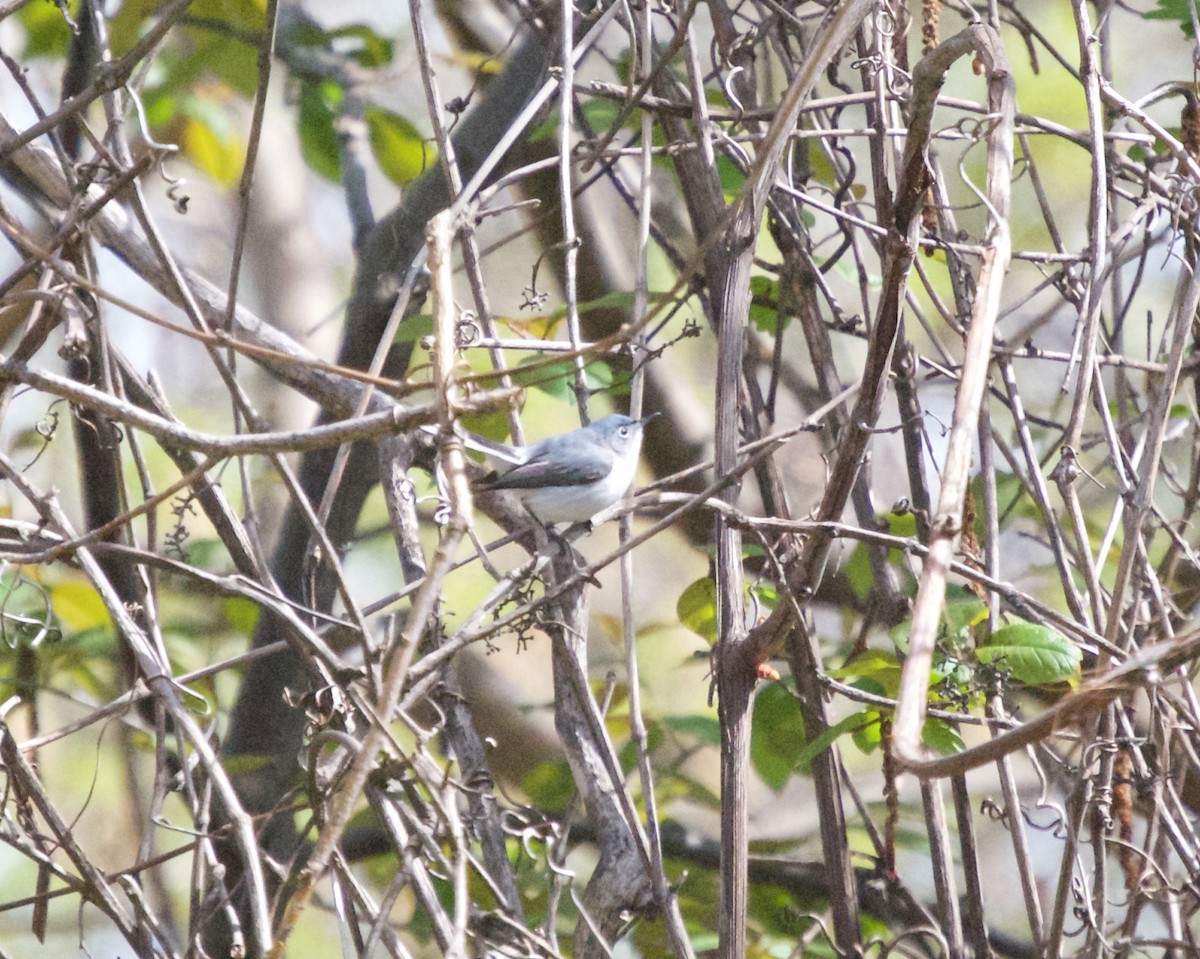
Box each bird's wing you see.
[479,445,613,490]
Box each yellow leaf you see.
[437,50,504,75]
[50,580,110,632]
[501,314,562,340]
[182,113,244,187]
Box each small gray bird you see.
[472,413,658,524]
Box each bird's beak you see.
[639,411,662,427]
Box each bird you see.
[471,413,658,524]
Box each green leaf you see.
[189,0,266,33]
[794,711,877,767]
[366,106,433,186]
[124,0,263,95]
[750,682,807,790]
[975,622,1081,685]
[58,625,117,660]
[510,355,613,402]
[393,314,434,344]
[578,98,622,135]
[327,24,394,67]
[298,81,342,182]
[572,289,639,316]
[521,760,575,812]
[992,472,1045,524]
[669,774,721,808]
[851,708,884,754]
[846,510,919,600]
[886,510,918,538]
[18,1,71,59]
[806,138,838,186]
[191,32,260,96]
[749,275,787,334]
[184,538,230,570]
[676,577,718,646]
[531,98,624,143]
[1145,0,1194,35]
[141,87,177,129]
[845,540,875,602]
[832,650,902,697]
[618,721,664,772]
[612,50,633,87]
[943,595,988,638]
[664,713,721,745]
[221,753,273,776]
[750,580,778,610]
[922,717,964,755]
[717,155,747,196]
[223,597,260,634]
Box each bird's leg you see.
[543,523,573,557]
[544,522,601,588]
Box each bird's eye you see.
[618,427,629,438]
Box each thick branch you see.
[886,25,1015,773]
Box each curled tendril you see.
[712,125,751,169]
[1036,803,1071,840]
[429,464,453,527]
[789,912,838,956]
[940,115,991,158]
[455,310,480,349]
[980,797,1006,822]
[23,402,62,470]
[502,806,564,864]
[888,68,912,96]
[850,53,884,75]
[874,8,898,37]
[124,80,190,213]
[875,924,951,959]
[74,157,115,188]
[721,65,745,121]
[72,413,124,452]
[1167,171,1200,219]
[0,566,55,650]
[165,172,190,215]
[424,494,452,529]
[35,406,59,442]
[849,52,912,96]
[1081,736,1121,774]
